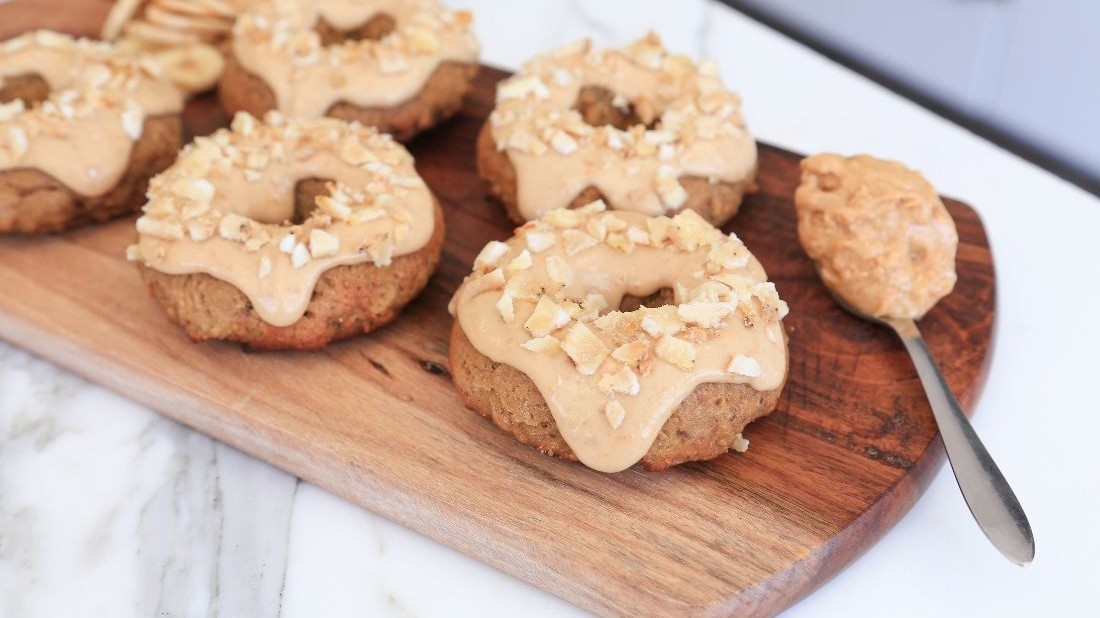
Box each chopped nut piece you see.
[506,249,533,272]
[543,254,572,285]
[550,130,578,155]
[601,213,628,232]
[611,339,649,365]
[521,335,560,353]
[524,296,572,337]
[604,400,626,430]
[136,216,184,240]
[504,273,539,300]
[474,240,510,270]
[594,310,624,332]
[655,172,688,210]
[585,216,608,242]
[671,209,720,250]
[339,136,373,165]
[646,216,674,246]
[0,99,24,122]
[605,231,635,253]
[231,112,256,135]
[561,322,609,375]
[278,234,297,253]
[578,292,609,321]
[290,242,310,268]
[598,365,640,396]
[504,126,548,155]
[732,433,750,453]
[655,335,696,370]
[187,222,213,242]
[677,301,735,328]
[178,178,215,204]
[316,194,352,220]
[640,307,682,337]
[525,230,557,253]
[558,299,581,318]
[625,226,651,245]
[120,99,144,140]
[350,206,386,224]
[562,229,597,255]
[309,228,340,258]
[6,126,29,160]
[497,74,550,101]
[218,213,250,241]
[542,208,583,228]
[496,291,515,323]
[727,354,762,378]
[405,27,440,53]
[367,240,394,267]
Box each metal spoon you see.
[831,293,1035,565]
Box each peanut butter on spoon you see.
[794,153,957,319]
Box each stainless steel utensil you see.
[839,298,1034,564]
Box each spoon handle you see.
[885,317,1035,565]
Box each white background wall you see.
[734,0,1100,186]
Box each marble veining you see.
[0,344,297,618]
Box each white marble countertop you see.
[3,1,1098,616]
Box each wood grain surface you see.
[0,4,996,616]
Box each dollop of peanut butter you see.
[794,154,958,319]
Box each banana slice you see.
[143,5,232,37]
[123,19,206,46]
[101,0,145,40]
[155,0,238,20]
[152,43,226,95]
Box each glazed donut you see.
[128,112,444,350]
[220,0,480,141]
[0,30,183,234]
[448,200,788,472]
[477,33,757,226]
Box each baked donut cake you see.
[449,200,789,472]
[220,0,480,140]
[129,112,444,349]
[0,30,183,234]
[478,33,757,226]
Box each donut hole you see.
[0,73,51,108]
[619,287,676,311]
[314,13,396,45]
[573,85,658,131]
[289,177,335,224]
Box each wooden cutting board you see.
[0,4,996,616]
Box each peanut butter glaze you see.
[488,34,757,221]
[450,202,788,472]
[0,30,182,197]
[130,113,436,327]
[794,154,958,319]
[231,0,479,117]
